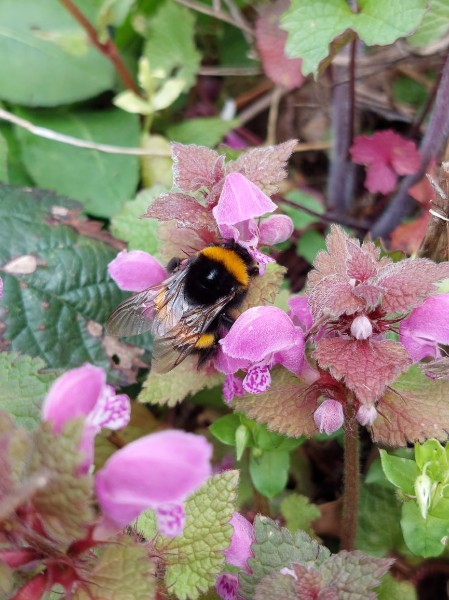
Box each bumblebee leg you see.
[220,312,235,330]
[166,257,181,273]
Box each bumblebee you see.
[107,242,258,373]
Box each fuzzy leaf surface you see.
[0,0,114,106]
[74,541,156,600]
[373,365,449,446]
[15,108,140,217]
[239,516,330,600]
[282,0,427,76]
[280,494,320,534]
[0,186,128,379]
[158,471,238,600]
[0,352,56,429]
[254,571,297,600]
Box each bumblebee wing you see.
[106,267,190,338]
[151,293,234,374]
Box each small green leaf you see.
[0,0,115,106]
[235,424,250,460]
[111,185,169,255]
[73,540,156,600]
[280,494,320,534]
[167,117,239,148]
[15,108,140,217]
[159,471,239,600]
[380,450,418,496]
[0,352,56,429]
[0,124,32,186]
[377,573,417,600]
[283,190,324,229]
[209,413,241,446]
[415,439,448,481]
[296,230,326,264]
[401,501,449,557]
[409,0,449,47]
[0,131,8,183]
[249,449,290,498]
[282,0,427,76]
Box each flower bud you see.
[314,399,344,435]
[350,315,373,340]
[415,473,432,519]
[356,405,378,426]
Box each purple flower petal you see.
[223,374,245,404]
[108,250,167,292]
[95,430,212,528]
[313,399,344,434]
[259,214,293,245]
[221,306,303,364]
[155,502,185,538]
[288,295,313,332]
[216,573,239,600]
[212,173,277,226]
[225,512,254,569]
[87,387,130,430]
[243,364,271,394]
[42,364,106,433]
[399,294,449,361]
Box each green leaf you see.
[0,124,33,186]
[111,185,169,255]
[356,484,406,557]
[30,420,94,546]
[14,108,139,217]
[280,494,320,534]
[283,190,324,229]
[73,540,156,600]
[0,186,127,377]
[0,562,13,598]
[140,134,173,188]
[380,450,419,496]
[320,551,393,596]
[254,571,297,600]
[159,471,239,600]
[249,449,290,498]
[0,131,8,183]
[167,118,239,148]
[282,0,427,76]
[401,501,449,557]
[409,0,449,46]
[138,355,224,407]
[144,0,201,93]
[415,439,448,481]
[0,0,115,106]
[296,230,326,264]
[0,352,56,429]
[377,573,417,600]
[240,516,330,600]
[209,413,241,446]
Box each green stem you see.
[340,403,360,551]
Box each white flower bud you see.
[356,405,378,426]
[415,473,432,519]
[350,315,373,340]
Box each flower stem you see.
[340,403,360,551]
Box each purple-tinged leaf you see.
[171,143,224,192]
[143,191,218,232]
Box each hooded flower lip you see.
[42,364,130,472]
[219,306,305,395]
[108,250,167,292]
[399,293,449,362]
[216,513,254,600]
[313,399,344,434]
[95,430,212,537]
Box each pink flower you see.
[0,276,3,297]
[95,430,212,537]
[108,250,167,292]
[350,130,421,194]
[288,295,313,332]
[356,404,378,426]
[216,513,254,600]
[399,294,449,362]
[313,399,344,434]
[42,364,130,472]
[219,306,305,397]
[212,173,293,273]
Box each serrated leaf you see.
[0,186,130,378]
[401,501,449,557]
[167,118,239,148]
[144,1,201,93]
[240,516,330,600]
[14,108,139,217]
[73,540,156,600]
[282,0,427,76]
[409,0,449,46]
[373,365,449,446]
[379,450,418,496]
[280,494,320,534]
[29,420,94,546]
[138,356,224,407]
[249,449,290,498]
[158,471,239,600]
[239,263,286,314]
[0,352,56,429]
[254,571,297,600]
[0,0,115,106]
[111,185,168,255]
[233,367,317,438]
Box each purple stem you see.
[327,40,357,213]
[370,50,449,239]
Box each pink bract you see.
[399,293,449,361]
[95,430,212,537]
[42,364,130,472]
[108,250,167,292]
